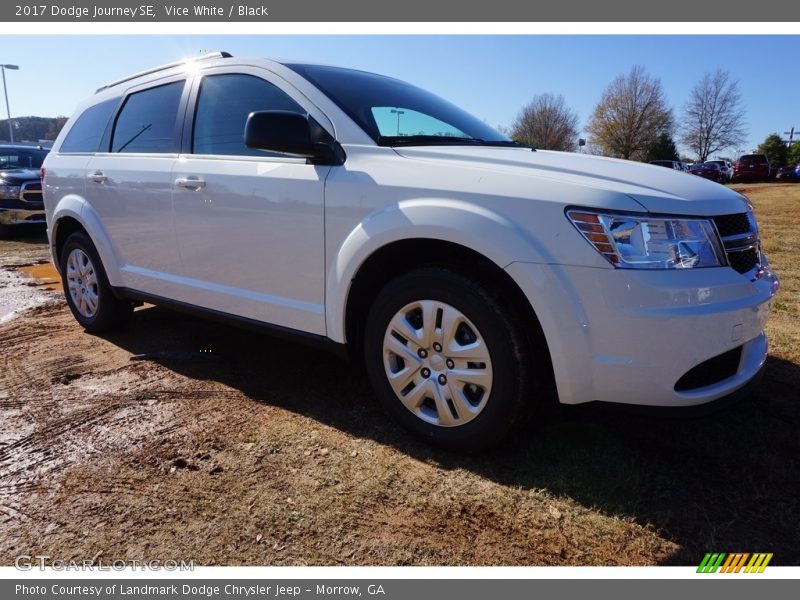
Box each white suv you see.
[42,53,779,449]
[706,159,733,181]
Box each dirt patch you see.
[0,297,681,566]
[1,189,799,566]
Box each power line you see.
[784,126,795,147]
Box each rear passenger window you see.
[111,81,184,153]
[193,74,306,157]
[60,98,119,153]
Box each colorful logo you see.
[697,553,773,573]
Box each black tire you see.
[60,231,133,333]
[363,267,539,451]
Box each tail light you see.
[40,166,46,181]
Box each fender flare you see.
[51,196,124,286]
[325,198,552,343]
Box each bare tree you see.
[586,66,673,160]
[510,93,579,151]
[680,70,747,162]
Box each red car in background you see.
[732,154,771,182]
[688,161,725,183]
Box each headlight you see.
[567,209,725,269]
[0,184,21,199]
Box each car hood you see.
[0,168,41,183]
[393,147,750,216]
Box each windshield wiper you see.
[378,135,483,147]
[480,140,536,150]
[377,135,535,150]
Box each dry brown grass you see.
[741,184,800,364]
[1,184,799,566]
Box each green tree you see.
[0,116,68,143]
[586,66,673,160]
[757,133,788,168]
[644,133,680,162]
[788,142,800,166]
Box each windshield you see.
[287,64,514,147]
[0,148,48,170]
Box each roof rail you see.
[95,51,233,93]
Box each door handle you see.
[174,177,206,191]
[87,171,107,184]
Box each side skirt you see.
[112,286,348,359]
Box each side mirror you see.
[244,111,317,158]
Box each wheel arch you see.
[51,198,122,286]
[327,198,552,342]
[338,236,556,401]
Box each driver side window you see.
[193,73,306,157]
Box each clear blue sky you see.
[2,35,798,158]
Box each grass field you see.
[1,183,798,566]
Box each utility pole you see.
[784,126,795,147]
[390,108,405,136]
[1,64,19,144]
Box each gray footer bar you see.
[4,579,795,600]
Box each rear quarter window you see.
[59,98,119,153]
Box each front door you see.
[171,71,328,335]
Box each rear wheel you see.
[364,267,538,450]
[60,232,133,332]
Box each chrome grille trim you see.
[19,182,43,203]
[712,212,762,279]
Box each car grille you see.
[712,213,750,237]
[712,212,762,277]
[20,182,43,203]
[727,247,760,273]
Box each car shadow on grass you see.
[103,306,800,566]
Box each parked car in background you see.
[796,164,800,180]
[706,160,732,181]
[775,165,798,182]
[0,145,48,238]
[649,159,684,171]
[42,52,780,449]
[733,154,771,182]
[689,162,725,183]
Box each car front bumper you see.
[507,261,779,407]
[0,206,46,226]
[733,171,768,181]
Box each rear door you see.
[83,77,189,294]
[170,68,330,334]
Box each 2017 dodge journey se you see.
[42,52,780,449]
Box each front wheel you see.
[363,268,537,450]
[60,232,133,333]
